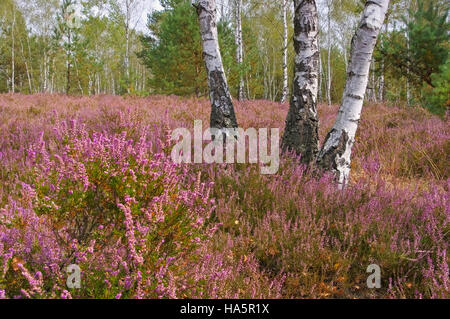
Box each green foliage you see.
[421,58,450,116]
[379,0,449,113]
[138,1,236,97]
[218,20,241,98]
[138,1,204,96]
[0,0,29,93]
[240,0,295,101]
[0,0,446,108]
[53,0,81,94]
[405,0,449,86]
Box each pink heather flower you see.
[1,96,447,299]
[61,290,72,299]
[195,217,204,227]
[17,263,43,295]
[118,203,144,265]
[104,279,111,289]
[20,289,32,299]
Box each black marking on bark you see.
[282,0,319,164]
[209,70,238,130]
[317,129,349,173]
[347,93,363,100]
[366,1,384,9]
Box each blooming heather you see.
[0,94,448,298]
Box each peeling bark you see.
[282,0,320,164]
[317,0,390,186]
[193,0,238,130]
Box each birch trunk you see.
[326,0,332,106]
[405,12,411,105]
[318,49,322,102]
[317,0,390,186]
[26,35,35,93]
[43,52,49,93]
[66,31,71,94]
[377,21,388,102]
[235,0,244,101]
[11,9,16,93]
[281,0,319,164]
[125,0,132,81]
[343,40,348,74]
[378,62,384,101]
[20,39,32,93]
[368,59,377,102]
[280,0,289,103]
[193,0,238,130]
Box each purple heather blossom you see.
[0,95,448,299]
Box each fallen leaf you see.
[12,256,25,271]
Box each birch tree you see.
[377,18,387,101]
[123,0,141,80]
[317,0,390,186]
[234,0,244,100]
[11,7,15,93]
[54,0,79,94]
[193,0,239,130]
[280,0,289,103]
[282,0,320,164]
[326,0,332,106]
[109,0,143,93]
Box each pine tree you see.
[138,0,236,97]
[380,0,449,88]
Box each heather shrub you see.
[1,120,217,298]
[207,157,449,298]
[1,94,449,299]
[353,105,449,181]
[0,117,283,299]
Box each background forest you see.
[0,0,448,115]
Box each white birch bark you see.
[280,0,289,103]
[368,59,377,102]
[124,0,132,80]
[326,0,332,106]
[317,0,390,186]
[405,11,411,105]
[282,0,320,164]
[343,39,348,74]
[318,49,322,102]
[378,63,384,101]
[26,35,35,93]
[43,52,49,93]
[11,8,16,93]
[20,38,32,93]
[235,0,244,101]
[193,0,238,130]
[377,21,388,101]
